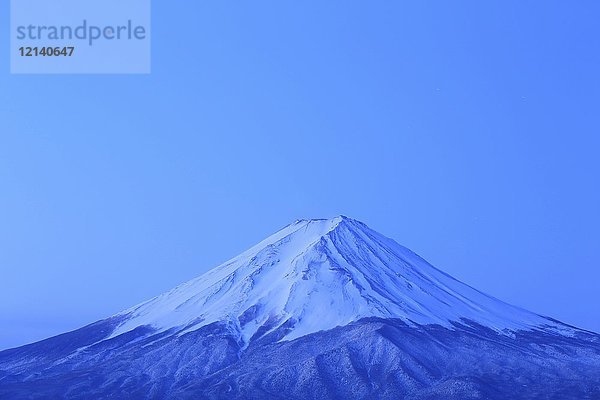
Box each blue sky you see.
[1,1,599,349]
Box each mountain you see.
[1,216,599,399]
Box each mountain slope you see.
[109,216,570,344]
[0,216,598,400]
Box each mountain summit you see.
[1,217,599,400]
[110,216,567,344]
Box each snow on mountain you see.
[108,216,568,346]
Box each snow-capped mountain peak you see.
[2,217,596,400]
[109,216,566,344]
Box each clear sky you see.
[1,1,599,350]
